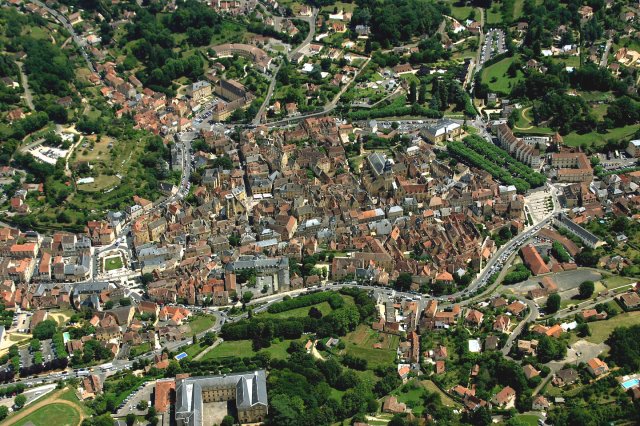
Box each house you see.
[523,364,540,380]
[382,396,406,414]
[491,386,516,409]
[484,335,499,351]
[465,309,484,327]
[493,314,510,333]
[581,308,607,321]
[553,368,579,387]
[532,395,550,411]
[618,291,640,310]
[517,339,538,355]
[586,358,609,377]
[578,5,593,21]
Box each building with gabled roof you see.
[175,371,268,425]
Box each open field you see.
[5,388,86,426]
[263,301,333,319]
[12,404,80,426]
[480,56,523,94]
[422,380,458,407]
[510,414,539,426]
[186,315,217,335]
[562,124,640,148]
[444,1,475,21]
[585,311,640,343]
[342,325,399,369]
[201,338,294,360]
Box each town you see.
[0,0,639,425]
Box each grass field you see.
[129,342,152,358]
[486,7,503,24]
[481,56,523,94]
[602,275,636,288]
[342,325,399,369]
[510,414,539,426]
[104,256,123,271]
[444,0,475,21]
[586,311,640,343]
[562,124,640,148]
[263,301,333,319]
[201,338,295,360]
[422,380,458,407]
[12,403,80,426]
[186,315,217,334]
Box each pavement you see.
[114,381,154,417]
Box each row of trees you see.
[267,291,344,314]
[447,139,535,193]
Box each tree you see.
[14,394,26,409]
[221,416,235,426]
[137,400,148,411]
[32,319,57,340]
[546,294,561,313]
[395,272,413,291]
[141,273,154,285]
[408,81,417,103]
[576,322,591,337]
[578,281,595,299]
[126,413,136,426]
[0,406,8,420]
[242,291,254,304]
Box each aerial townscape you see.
[1,0,640,425]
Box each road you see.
[15,61,34,112]
[501,298,539,355]
[28,0,96,73]
[252,8,318,125]
[600,38,612,68]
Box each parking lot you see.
[115,381,155,417]
[479,29,507,67]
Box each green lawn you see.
[13,403,80,426]
[186,315,217,334]
[129,342,152,358]
[104,256,123,271]
[263,301,333,319]
[422,380,458,407]
[481,56,523,94]
[510,414,540,426]
[201,338,296,360]
[562,124,640,149]
[342,325,399,369]
[486,7,502,24]
[513,0,525,19]
[602,275,637,289]
[445,1,475,21]
[585,311,640,343]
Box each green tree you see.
[546,294,561,313]
[578,281,595,299]
[14,394,26,409]
[242,291,254,304]
[0,405,8,420]
[32,319,57,340]
[126,413,136,426]
[395,272,413,291]
[221,415,235,426]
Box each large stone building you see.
[175,371,268,426]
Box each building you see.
[551,152,593,183]
[586,358,609,377]
[520,244,550,275]
[491,386,516,409]
[421,119,462,144]
[175,371,268,426]
[618,291,640,310]
[188,81,212,101]
[493,123,542,168]
[212,44,272,72]
[627,140,640,158]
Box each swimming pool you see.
[62,331,70,344]
[621,378,639,389]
